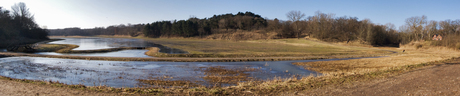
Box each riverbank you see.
[50,36,394,58]
[0,51,386,62]
[0,44,459,95]
[0,38,48,49]
[3,36,458,95]
[0,36,398,62]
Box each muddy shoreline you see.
[0,52,388,62]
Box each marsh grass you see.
[25,37,393,58]
[199,66,261,86]
[135,37,391,57]
[137,79,200,87]
[294,43,460,75]
[2,41,460,95]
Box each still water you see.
[36,37,187,57]
[0,37,378,88]
[0,57,328,87]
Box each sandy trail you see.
[298,58,460,96]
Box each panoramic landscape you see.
[1,0,460,95]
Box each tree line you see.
[397,15,460,49]
[49,24,144,37]
[267,11,400,46]
[50,12,267,38]
[49,11,460,47]
[142,12,267,38]
[398,15,460,44]
[0,2,48,43]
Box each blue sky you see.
[1,0,459,29]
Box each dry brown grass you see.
[144,47,160,56]
[205,31,275,41]
[294,41,460,76]
[137,79,199,87]
[3,40,460,95]
[199,66,260,85]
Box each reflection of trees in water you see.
[54,38,187,54]
[108,38,188,54]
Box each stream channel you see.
[0,37,370,88]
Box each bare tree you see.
[425,20,438,39]
[405,15,427,40]
[287,10,306,22]
[286,10,306,39]
[11,2,37,29]
[12,2,32,18]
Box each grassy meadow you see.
[132,37,392,57]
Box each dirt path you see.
[298,58,460,96]
[0,79,119,96]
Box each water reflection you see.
[37,50,151,57]
[37,37,188,57]
[0,57,324,87]
[49,38,113,50]
[49,37,187,54]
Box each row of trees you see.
[268,11,459,46]
[399,15,460,44]
[0,3,48,42]
[50,12,267,38]
[266,11,400,46]
[143,12,267,38]
[49,10,460,47]
[49,24,144,37]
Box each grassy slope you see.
[131,37,391,57]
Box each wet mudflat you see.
[0,37,384,88]
[35,37,187,57]
[0,56,373,88]
[0,56,382,88]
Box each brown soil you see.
[0,78,119,96]
[295,58,460,96]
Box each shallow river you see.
[0,56,373,88]
[0,37,374,88]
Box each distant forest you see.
[49,12,267,37]
[49,11,460,47]
[0,3,49,45]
